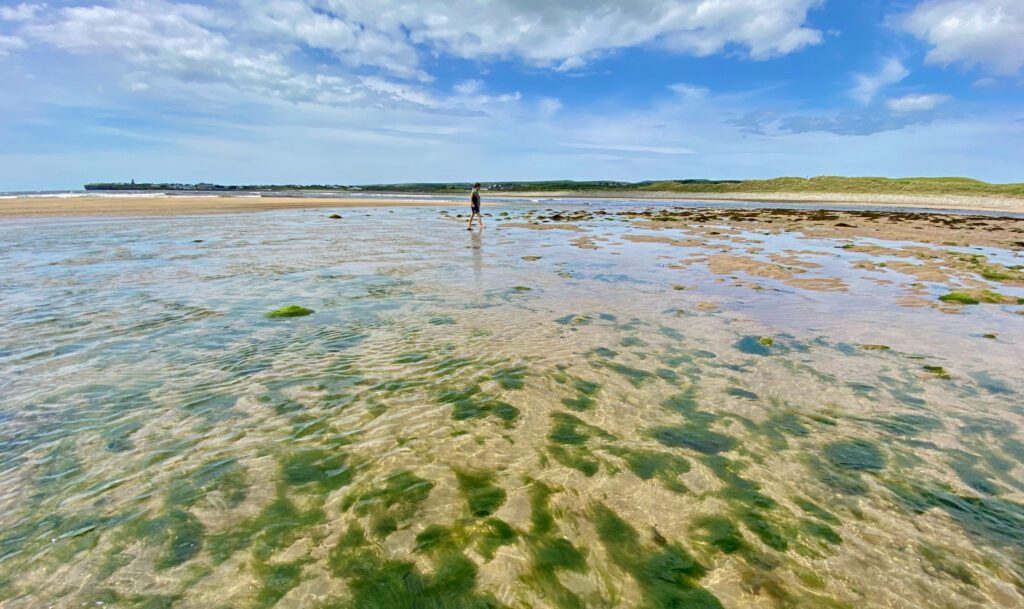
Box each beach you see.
[3,190,1024,218]
[1,201,1023,609]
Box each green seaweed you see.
[887,479,1024,555]
[793,497,840,525]
[436,385,520,426]
[691,515,746,554]
[548,445,600,477]
[395,352,429,363]
[166,457,248,508]
[726,387,759,400]
[476,518,517,560]
[266,305,314,318]
[922,365,951,379]
[738,509,787,551]
[253,560,304,608]
[601,361,656,387]
[341,470,434,538]
[587,347,618,359]
[492,366,528,390]
[414,524,456,555]
[607,446,690,492]
[661,387,701,416]
[102,419,143,453]
[919,544,978,586]
[207,491,326,563]
[766,412,809,438]
[651,425,736,455]
[591,503,722,609]
[281,449,352,491]
[528,480,556,536]
[873,414,943,437]
[799,519,842,545]
[971,371,1014,395]
[520,480,588,609]
[328,525,505,609]
[823,440,885,472]
[572,378,601,395]
[560,394,596,411]
[455,470,507,518]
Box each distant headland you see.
[85,176,1024,198]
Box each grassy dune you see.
[636,176,1024,198]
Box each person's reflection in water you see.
[471,228,483,282]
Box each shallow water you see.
[1,206,1023,609]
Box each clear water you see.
[1,206,1022,609]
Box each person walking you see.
[467,183,484,230]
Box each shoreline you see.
[2,190,1024,218]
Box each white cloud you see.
[0,34,27,55]
[851,58,909,103]
[0,3,41,22]
[898,0,1024,75]
[17,0,487,110]
[537,97,562,118]
[5,0,825,111]
[566,143,697,155]
[453,79,482,96]
[885,93,951,113]
[669,83,710,99]
[290,0,824,69]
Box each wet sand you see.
[0,196,464,218]
[2,191,1024,218]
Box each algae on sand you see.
[266,305,315,318]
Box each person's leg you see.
[467,211,476,229]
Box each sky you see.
[0,0,1022,190]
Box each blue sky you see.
[1,0,1022,190]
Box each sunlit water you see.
[1,206,1023,609]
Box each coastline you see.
[2,190,1024,218]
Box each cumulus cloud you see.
[0,34,27,55]
[886,93,951,113]
[18,0,825,73]
[347,0,824,65]
[851,58,909,103]
[898,0,1024,75]
[7,0,822,109]
[0,3,41,22]
[16,0,480,110]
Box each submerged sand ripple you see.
[0,204,1022,609]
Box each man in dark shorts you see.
[467,183,484,230]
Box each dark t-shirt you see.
[471,190,480,210]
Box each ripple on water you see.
[1,207,1023,608]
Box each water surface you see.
[1,206,1022,609]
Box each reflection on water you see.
[471,229,483,282]
[1,206,1023,609]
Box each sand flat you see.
[0,195,466,218]
[4,191,1024,218]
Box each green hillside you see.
[637,176,1024,197]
